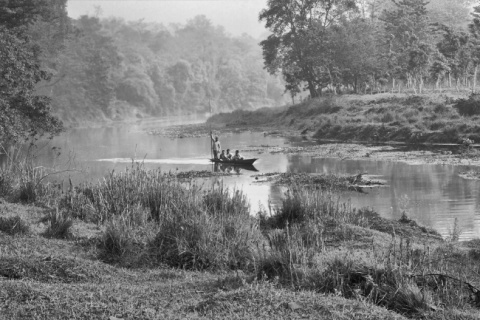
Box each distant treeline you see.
[3,0,480,142]
[260,0,480,97]
[41,14,286,124]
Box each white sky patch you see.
[67,0,268,38]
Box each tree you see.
[468,3,480,91]
[259,0,358,98]
[0,0,66,143]
[428,0,476,30]
[0,27,62,143]
[382,0,434,93]
[435,24,473,89]
[0,0,52,29]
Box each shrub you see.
[0,170,15,198]
[150,186,264,271]
[100,218,136,261]
[454,93,480,116]
[43,209,73,239]
[0,216,29,235]
[263,186,353,230]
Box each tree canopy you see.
[0,0,65,144]
[259,0,480,96]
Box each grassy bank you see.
[1,164,479,319]
[207,93,480,145]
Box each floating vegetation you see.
[147,124,249,139]
[254,172,385,191]
[171,170,233,179]
[459,171,480,180]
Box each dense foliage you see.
[260,0,480,96]
[3,0,480,131]
[44,15,286,123]
[0,0,66,143]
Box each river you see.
[29,117,480,240]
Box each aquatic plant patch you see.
[253,172,384,191]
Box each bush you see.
[150,186,264,271]
[100,218,137,262]
[43,209,73,239]
[454,94,480,116]
[0,216,29,235]
[262,186,353,230]
[0,170,15,198]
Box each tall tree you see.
[468,3,480,91]
[0,0,66,143]
[382,0,434,93]
[0,27,62,142]
[259,0,358,98]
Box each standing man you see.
[210,132,221,159]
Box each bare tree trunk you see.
[474,65,478,93]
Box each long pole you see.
[209,99,213,160]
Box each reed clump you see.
[0,215,29,236]
[257,186,480,318]
[62,165,264,270]
[0,146,62,204]
[43,208,73,239]
[51,165,480,317]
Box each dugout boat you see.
[210,158,258,165]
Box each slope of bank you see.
[1,165,479,319]
[207,93,480,145]
[0,202,407,320]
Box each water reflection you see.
[213,162,258,173]
[8,118,480,240]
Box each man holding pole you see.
[210,132,221,159]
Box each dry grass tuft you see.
[0,215,29,235]
[43,209,73,239]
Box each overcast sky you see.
[67,0,268,37]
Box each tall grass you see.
[63,164,264,270]
[57,164,480,316]
[0,144,61,203]
[0,216,29,235]
[256,185,480,317]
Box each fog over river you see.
[32,117,480,241]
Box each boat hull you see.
[210,158,258,165]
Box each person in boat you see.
[210,133,221,159]
[219,150,228,161]
[232,150,244,161]
[225,149,233,160]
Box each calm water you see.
[30,118,480,240]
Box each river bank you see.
[143,93,480,169]
[206,92,480,146]
[1,165,479,319]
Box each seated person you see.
[219,150,228,161]
[225,149,233,160]
[232,150,244,160]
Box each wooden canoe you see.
[210,158,258,165]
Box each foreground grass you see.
[1,165,479,319]
[207,93,480,145]
[0,224,409,320]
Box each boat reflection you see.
[213,162,259,174]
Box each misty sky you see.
[67,0,268,37]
